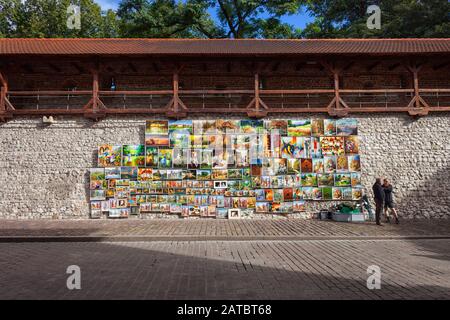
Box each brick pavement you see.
[0,239,449,299]
[0,219,449,239]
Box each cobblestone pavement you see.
[0,219,449,239]
[0,239,449,299]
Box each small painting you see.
[228,208,241,219]
[322,187,333,200]
[318,173,334,187]
[351,172,362,187]
[334,173,351,187]
[293,201,306,212]
[336,155,348,172]
[105,167,120,180]
[266,120,288,135]
[312,158,324,173]
[320,137,345,156]
[324,119,336,136]
[288,119,311,137]
[348,155,361,172]
[158,148,172,168]
[345,136,359,154]
[332,187,343,200]
[300,158,313,173]
[301,173,317,187]
[90,168,105,181]
[169,120,192,135]
[98,145,122,167]
[311,119,324,136]
[122,145,145,167]
[336,118,358,136]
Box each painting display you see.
[90,119,362,218]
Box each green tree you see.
[0,0,119,38]
[302,0,450,38]
[117,0,305,38]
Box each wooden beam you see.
[343,61,355,71]
[432,61,449,70]
[388,63,401,71]
[367,61,381,71]
[48,63,62,73]
[71,62,86,74]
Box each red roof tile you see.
[0,38,449,56]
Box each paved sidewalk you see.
[0,239,449,299]
[0,219,449,240]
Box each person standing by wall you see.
[383,179,400,224]
[372,178,385,226]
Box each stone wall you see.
[0,114,449,219]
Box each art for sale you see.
[90,119,362,218]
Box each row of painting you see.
[98,137,359,169]
[91,168,361,189]
[145,119,358,139]
[91,187,361,218]
[90,118,362,218]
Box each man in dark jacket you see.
[372,178,385,225]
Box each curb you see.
[1,235,450,243]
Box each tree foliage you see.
[0,0,119,38]
[0,0,448,38]
[302,0,450,38]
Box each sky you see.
[94,0,315,30]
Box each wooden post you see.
[0,70,13,121]
[412,68,420,109]
[406,63,430,116]
[92,70,99,110]
[166,71,187,118]
[333,70,340,110]
[254,73,260,111]
[173,72,179,112]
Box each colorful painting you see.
[146,120,169,135]
[266,120,288,135]
[90,168,105,181]
[91,118,362,218]
[311,119,324,136]
[322,187,333,200]
[318,173,334,187]
[300,158,313,173]
[320,137,345,156]
[301,173,317,187]
[324,156,336,173]
[98,145,122,167]
[336,118,358,136]
[336,155,348,172]
[324,119,336,136]
[122,145,145,167]
[169,120,193,135]
[312,158,324,173]
[334,173,351,187]
[288,120,311,137]
[348,155,361,172]
[345,136,359,154]
[105,167,120,180]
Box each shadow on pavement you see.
[0,241,448,300]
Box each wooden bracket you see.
[321,61,349,117]
[84,68,107,120]
[246,73,269,117]
[165,72,187,117]
[406,62,429,116]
